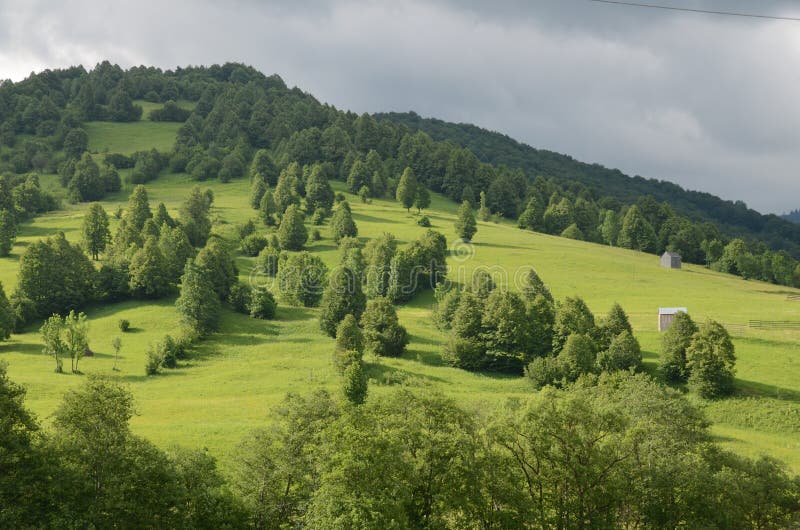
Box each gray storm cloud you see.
[1,0,799,213]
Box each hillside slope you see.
[1,156,798,471]
[377,111,800,253]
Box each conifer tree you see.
[0,281,14,341]
[158,225,195,284]
[305,165,334,213]
[618,205,657,252]
[250,149,279,186]
[277,204,308,251]
[330,201,358,244]
[686,320,736,398]
[333,313,364,373]
[454,200,477,241]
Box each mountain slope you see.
[377,111,800,253]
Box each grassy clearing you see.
[1,170,799,473]
[84,120,182,154]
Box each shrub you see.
[249,289,277,319]
[312,207,326,225]
[118,319,130,332]
[257,245,280,277]
[526,356,564,389]
[312,229,321,241]
[597,331,642,373]
[228,282,252,314]
[360,297,408,357]
[557,333,596,382]
[417,215,431,227]
[240,234,268,257]
[145,345,163,375]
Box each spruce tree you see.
[319,267,366,337]
[277,204,308,251]
[330,201,358,244]
[454,200,477,241]
[176,261,221,335]
[557,333,596,382]
[259,189,278,226]
[277,252,327,307]
[347,160,371,193]
[82,203,111,260]
[597,331,642,373]
[395,167,417,211]
[599,303,633,351]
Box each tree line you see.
[2,362,798,529]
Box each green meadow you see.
[1,120,799,474]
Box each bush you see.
[145,345,163,375]
[240,233,268,257]
[249,289,277,319]
[312,207,326,225]
[360,297,408,357]
[526,356,564,389]
[257,245,280,277]
[597,331,642,373]
[417,215,431,227]
[335,192,346,203]
[118,319,130,332]
[312,229,321,241]
[228,282,252,314]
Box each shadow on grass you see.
[365,361,447,386]
[119,370,189,383]
[0,342,42,356]
[353,212,400,224]
[735,379,800,403]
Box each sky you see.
[1,0,799,214]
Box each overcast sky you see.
[2,0,799,214]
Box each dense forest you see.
[1,62,800,527]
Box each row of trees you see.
[5,364,797,528]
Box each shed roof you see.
[662,251,682,258]
[659,307,687,315]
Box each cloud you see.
[1,0,799,213]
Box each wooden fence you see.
[748,320,800,330]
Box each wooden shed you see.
[659,307,687,331]
[660,251,682,269]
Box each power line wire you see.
[586,0,800,21]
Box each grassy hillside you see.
[1,158,799,474]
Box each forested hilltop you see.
[377,111,800,255]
